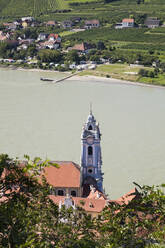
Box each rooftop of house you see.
[87,188,106,200]
[43,161,81,188]
[85,19,99,25]
[47,21,56,25]
[122,18,134,23]
[145,17,160,25]
[49,195,107,213]
[112,188,139,205]
[48,34,60,40]
[72,42,90,51]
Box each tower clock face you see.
[87,136,94,144]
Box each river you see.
[0,68,165,199]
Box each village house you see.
[71,42,92,54]
[21,17,36,28]
[48,34,61,43]
[37,33,49,41]
[115,23,123,29]
[18,39,35,46]
[84,19,100,29]
[61,20,73,28]
[21,17,34,22]
[71,17,82,24]
[46,20,57,27]
[0,31,10,41]
[3,22,19,31]
[39,40,60,50]
[122,18,134,28]
[38,33,61,50]
[17,39,34,50]
[22,21,29,29]
[144,17,160,28]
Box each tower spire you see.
[81,111,103,194]
[90,102,92,115]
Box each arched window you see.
[88,146,93,155]
[58,190,64,196]
[71,190,77,197]
[88,125,93,130]
[88,169,93,174]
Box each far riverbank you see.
[67,74,165,90]
[1,65,165,89]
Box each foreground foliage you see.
[1,154,165,247]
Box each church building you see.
[44,110,104,198]
[42,111,107,216]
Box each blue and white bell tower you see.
[81,109,103,193]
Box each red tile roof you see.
[72,42,91,52]
[47,21,56,25]
[114,188,139,205]
[49,195,107,213]
[43,161,81,188]
[85,19,99,25]
[87,189,106,200]
[72,43,85,51]
[48,34,59,39]
[122,18,134,23]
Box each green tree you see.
[66,50,80,64]
[97,184,165,247]
[97,41,105,50]
[27,44,37,57]
[0,154,97,248]
[38,50,62,63]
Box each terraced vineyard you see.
[0,0,165,23]
[0,0,69,19]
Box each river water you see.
[0,68,165,199]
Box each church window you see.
[58,190,64,196]
[71,190,76,197]
[88,169,93,174]
[88,146,93,155]
[88,125,93,130]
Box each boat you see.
[40,77,54,82]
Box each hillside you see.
[0,0,165,22]
[0,0,69,20]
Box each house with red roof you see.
[48,34,61,43]
[71,42,92,54]
[46,20,57,27]
[39,34,61,49]
[122,18,134,28]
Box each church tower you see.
[81,109,103,195]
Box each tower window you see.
[88,169,93,174]
[58,190,64,196]
[88,125,93,130]
[71,190,77,197]
[88,146,93,155]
